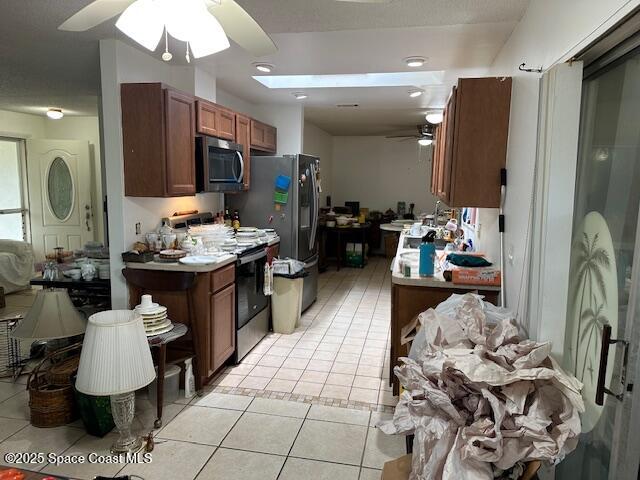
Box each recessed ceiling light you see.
[408,89,424,98]
[404,56,426,68]
[46,108,64,120]
[293,92,308,100]
[253,63,274,73]
[418,137,433,146]
[426,111,444,124]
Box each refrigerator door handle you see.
[304,256,319,268]
[235,151,244,183]
[309,163,319,251]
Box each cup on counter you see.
[162,233,177,249]
[410,222,423,236]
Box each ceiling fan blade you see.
[58,0,134,31]
[208,0,277,57]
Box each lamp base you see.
[110,392,147,455]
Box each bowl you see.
[336,216,351,226]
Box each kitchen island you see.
[389,231,501,394]
[124,254,238,386]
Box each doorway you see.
[557,15,640,480]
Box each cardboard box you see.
[382,454,412,480]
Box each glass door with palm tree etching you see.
[557,48,640,479]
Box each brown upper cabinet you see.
[431,77,512,208]
[196,100,236,140]
[121,83,196,197]
[121,82,277,196]
[250,119,277,153]
[235,114,251,190]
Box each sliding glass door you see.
[0,138,27,241]
[557,44,640,479]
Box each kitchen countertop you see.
[391,231,501,291]
[125,253,237,273]
[124,236,280,273]
[380,223,406,232]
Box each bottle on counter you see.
[419,230,437,277]
[232,210,241,231]
[224,208,232,227]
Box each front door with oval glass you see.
[26,139,93,260]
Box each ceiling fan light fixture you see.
[115,0,164,51]
[408,89,424,98]
[404,56,426,68]
[426,111,444,124]
[189,11,230,58]
[418,137,433,146]
[46,108,64,120]
[293,92,308,100]
[254,63,274,73]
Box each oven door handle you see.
[238,249,267,265]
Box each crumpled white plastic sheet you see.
[381,293,584,480]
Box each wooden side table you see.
[147,322,188,428]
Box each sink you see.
[403,237,449,250]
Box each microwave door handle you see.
[235,151,244,183]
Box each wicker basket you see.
[27,343,82,428]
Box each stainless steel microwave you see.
[196,136,245,192]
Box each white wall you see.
[100,39,223,308]
[331,136,436,216]
[303,121,333,207]
[0,110,104,243]
[486,0,640,322]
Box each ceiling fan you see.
[58,0,277,58]
[386,124,435,145]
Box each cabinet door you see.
[197,100,235,140]
[264,124,277,152]
[211,283,236,371]
[250,120,277,153]
[165,89,196,196]
[236,114,251,190]
[250,119,266,149]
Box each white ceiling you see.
[0,0,529,133]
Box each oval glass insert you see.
[47,157,73,220]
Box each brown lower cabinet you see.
[127,265,236,386]
[390,282,499,395]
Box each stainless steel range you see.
[162,212,277,363]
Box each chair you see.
[122,268,203,428]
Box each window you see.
[0,138,28,241]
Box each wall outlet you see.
[135,222,142,235]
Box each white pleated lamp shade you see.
[11,289,86,340]
[75,310,156,396]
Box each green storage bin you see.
[73,378,114,437]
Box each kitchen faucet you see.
[432,200,441,227]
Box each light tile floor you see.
[0,381,402,479]
[212,257,399,412]
[0,258,404,479]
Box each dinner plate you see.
[179,255,221,265]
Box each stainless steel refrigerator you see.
[226,154,320,311]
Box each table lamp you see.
[75,310,155,454]
[11,288,86,340]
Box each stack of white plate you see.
[134,296,174,337]
[189,225,235,249]
[236,227,259,247]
